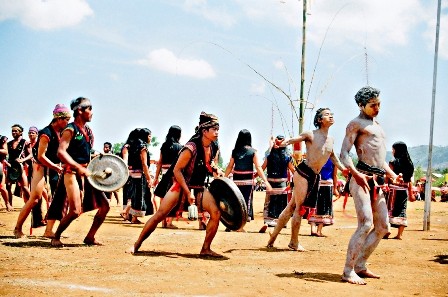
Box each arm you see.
[280,131,310,147]
[121,146,129,165]
[329,150,348,175]
[173,149,195,203]
[152,152,163,187]
[17,141,33,163]
[383,161,401,183]
[224,157,235,177]
[57,129,88,176]
[37,135,63,174]
[140,148,152,187]
[332,165,339,196]
[340,121,369,192]
[253,153,272,191]
[0,142,7,160]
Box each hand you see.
[152,178,159,187]
[187,193,196,205]
[392,173,403,184]
[54,164,63,175]
[79,167,90,176]
[279,139,288,148]
[352,171,370,192]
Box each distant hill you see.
[386,145,448,170]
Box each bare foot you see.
[6,204,13,212]
[131,218,143,224]
[126,242,141,254]
[383,232,391,239]
[198,222,206,230]
[267,231,275,247]
[167,224,179,229]
[288,242,306,252]
[199,249,223,258]
[43,231,55,239]
[259,224,268,233]
[51,239,64,247]
[83,238,103,246]
[13,229,25,239]
[341,271,367,285]
[355,269,380,279]
[393,235,402,240]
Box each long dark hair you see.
[165,125,181,144]
[233,129,252,153]
[392,141,414,182]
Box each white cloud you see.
[250,81,265,94]
[274,60,285,70]
[183,0,236,28]
[0,0,93,30]
[423,2,448,60]
[234,0,434,55]
[137,48,216,79]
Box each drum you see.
[8,161,23,182]
[87,154,129,192]
[208,177,247,231]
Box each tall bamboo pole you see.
[423,0,441,231]
[298,0,307,134]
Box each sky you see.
[0,0,447,163]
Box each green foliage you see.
[151,136,159,147]
[112,142,124,155]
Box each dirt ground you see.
[0,190,447,297]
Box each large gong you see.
[87,154,129,192]
[208,177,248,231]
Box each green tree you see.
[414,166,424,181]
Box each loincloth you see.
[295,161,320,219]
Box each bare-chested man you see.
[340,86,401,285]
[267,108,346,251]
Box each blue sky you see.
[0,0,447,163]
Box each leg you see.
[6,182,13,207]
[267,198,295,247]
[14,167,45,238]
[129,189,180,254]
[0,187,12,211]
[260,192,270,231]
[52,174,82,247]
[288,211,305,251]
[394,225,405,240]
[287,173,308,250]
[342,181,375,285]
[316,223,324,237]
[199,189,222,257]
[354,194,389,276]
[43,220,56,238]
[84,201,110,245]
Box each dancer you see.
[5,124,30,207]
[0,135,12,211]
[224,129,272,232]
[125,128,154,224]
[129,112,222,257]
[51,97,110,247]
[259,135,294,233]
[384,141,415,240]
[14,106,70,238]
[308,158,338,237]
[340,86,402,285]
[153,125,183,228]
[266,108,346,251]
